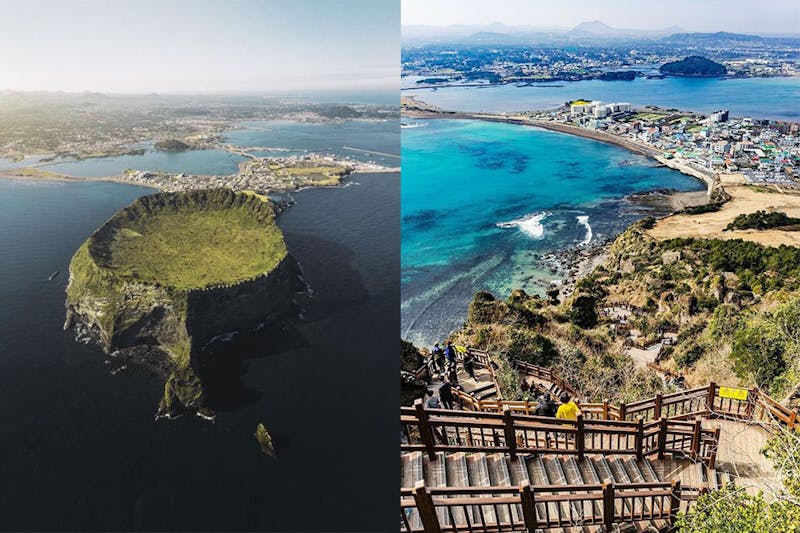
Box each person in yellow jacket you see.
[556,393,581,420]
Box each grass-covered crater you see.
[65,189,304,418]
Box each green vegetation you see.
[454,221,800,400]
[676,485,800,533]
[66,189,296,417]
[725,210,800,231]
[99,189,286,290]
[678,426,800,532]
[154,139,190,151]
[683,203,721,215]
[660,55,727,77]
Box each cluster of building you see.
[548,101,800,186]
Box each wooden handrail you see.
[401,480,684,533]
[402,401,719,466]
[451,353,798,431]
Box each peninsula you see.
[64,189,305,419]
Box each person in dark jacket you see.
[439,379,455,410]
[444,341,456,365]
[534,393,558,417]
[431,343,445,372]
[533,393,558,448]
[462,350,476,380]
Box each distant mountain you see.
[662,31,800,47]
[569,20,619,36]
[663,31,765,43]
[660,56,727,77]
[402,20,682,46]
[567,20,684,40]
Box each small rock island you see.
[64,189,304,418]
[660,55,727,77]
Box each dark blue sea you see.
[0,169,399,530]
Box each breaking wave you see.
[577,215,592,245]
[497,212,548,239]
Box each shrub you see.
[506,329,558,366]
[675,485,800,533]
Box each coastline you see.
[403,106,716,193]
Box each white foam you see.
[497,212,548,239]
[577,215,592,245]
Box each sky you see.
[402,0,800,34]
[0,0,398,93]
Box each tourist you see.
[424,390,441,409]
[462,350,476,380]
[432,342,445,372]
[556,393,581,420]
[534,393,558,418]
[444,341,457,365]
[439,378,455,410]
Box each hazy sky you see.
[402,0,800,34]
[0,0,398,93]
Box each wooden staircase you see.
[401,450,705,532]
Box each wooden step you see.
[543,457,582,531]
[594,458,626,519]
[467,453,497,525]
[445,452,469,525]
[400,452,423,529]
[485,453,516,525]
[527,456,559,524]
[561,458,600,532]
[423,452,450,525]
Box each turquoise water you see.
[401,119,705,346]
[405,77,800,121]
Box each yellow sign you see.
[455,345,467,353]
[719,386,748,401]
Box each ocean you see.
[404,76,800,121]
[401,118,706,347]
[0,148,399,527]
[0,119,400,179]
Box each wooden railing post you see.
[520,480,538,531]
[414,399,437,460]
[745,387,758,420]
[709,427,720,469]
[635,417,644,460]
[619,402,627,421]
[413,481,442,533]
[707,382,717,416]
[503,405,518,461]
[658,417,668,459]
[691,419,702,460]
[603,399,609,420]
[602,482,615,531]
[654,393,663,419]
[576,414,585,461]
[667,480,681,527]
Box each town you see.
[402,31,800,87]
[532,100,799,188]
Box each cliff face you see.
[64,189,304,418]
